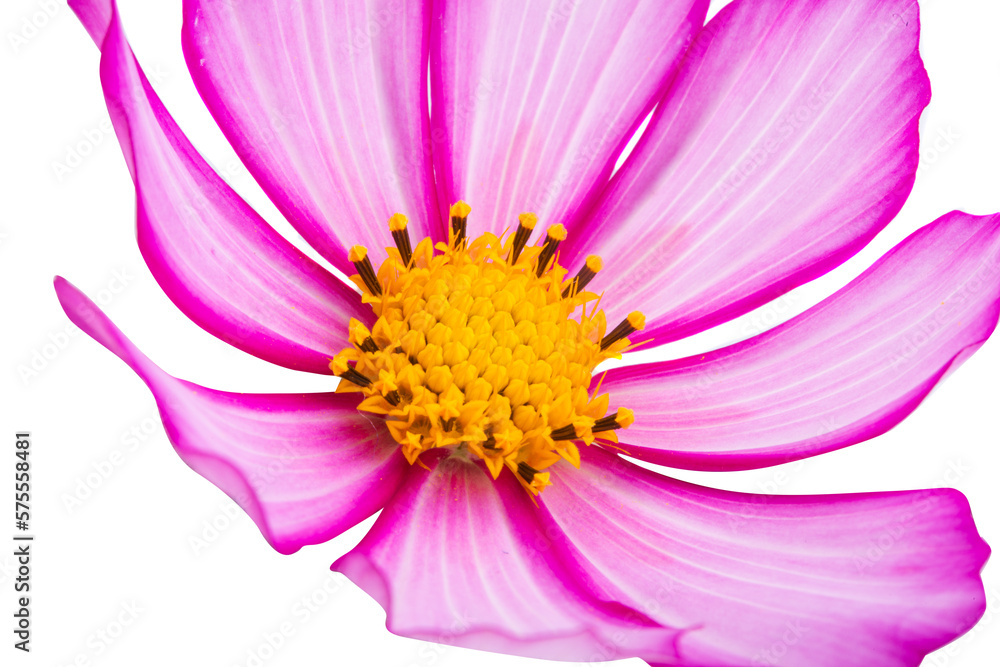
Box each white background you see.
[3,0,1000,665]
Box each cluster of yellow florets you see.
[331,203,640,495]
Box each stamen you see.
[450,201,471,248]
[349,245,382,296]
[601,311,646,350]
[348,319,380,353]
[509,213,537,264]
[517,461,538,484]
[535,224,567,277]
[592,408,635,433]
[550,424,579,441]
[389,213,412,266]
[562,254,603,298]
[331,357,373,388]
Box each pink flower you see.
[58,0,998,664]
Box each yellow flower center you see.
[331,202,642,495]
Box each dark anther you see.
[550,424,578,441]
[517,461,538,484]
[358,337,379,353]
[340,366,372,388]
[349,246,382,296]
[450,201,471,249]
[600,312,645,350]
[562,255,603,298]
[509,213,537,264]
[392,230,412,266]
[592,408,634,433]
[592,414,619,433]
[535,224,567,277]
[389,213,413,266]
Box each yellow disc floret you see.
[331,204,641,495]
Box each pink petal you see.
[538,446,989,667]
[54,277,407,555]
[182,0,442,274]
[431,0,709,236]
[604,211,1000,470]
[568,0,930,345]
[333,451,684,663]
[70,0,369,374]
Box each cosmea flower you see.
[59,0,998,664]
